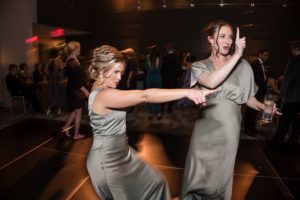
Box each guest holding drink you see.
[180,20,281,200]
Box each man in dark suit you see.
[244,49,270,135]
[251,49,270,101]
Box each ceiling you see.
[111,0,300,12]
[37,0,300,31]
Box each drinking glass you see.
[261,93,275,123]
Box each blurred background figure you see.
[46,47,66,116]
[137,54,147,90]
[61,41,89,140]
[119,48,138,90]
[33,62,47,110]
[144,45,163,120]
[272,41,300,149]
[161,43,180,113]
[5,64,23,97]
[33,63,46,85]
[244,49,270,135]
[177,53,197,107]
[119,48,138,113]
[18,62,44,113]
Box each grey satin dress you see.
[86,88,171,200]
[180,59,257,200]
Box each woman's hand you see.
[260,102,283,116]
[271,104,283,116]
[186,89,218,105]
[234,27,246,57]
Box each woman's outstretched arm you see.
[93,88,217,110]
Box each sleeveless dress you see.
[180,59,257,200]
[86,88,171,200]
[64,58,85,111]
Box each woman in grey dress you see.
[180,20,281,200]
[46,52,65,116]
[86,45,215,200]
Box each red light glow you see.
[50,28,65,38]
[25,36,39,44]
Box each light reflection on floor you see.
[233,162,258,200]
[137,133,178,168]
[0,117,299,199]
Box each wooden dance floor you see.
[0,117,299,200]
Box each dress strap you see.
[88,88,102,115]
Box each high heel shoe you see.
[61,126,72,138]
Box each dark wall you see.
[37,0,300,76]
[37,0,96,31]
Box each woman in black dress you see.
[62,41,89,140]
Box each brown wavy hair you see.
[202,20,235,56]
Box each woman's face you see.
[74,46,81,57]
[211,25,233,56]
[102,62,125,88]
[259,51,270,63]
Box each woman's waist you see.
[91,133,130,162]
[202,98,241,117]
[207,98,240,107]
[92,133,128,148]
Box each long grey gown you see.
[180,59,257,200]
[86,88,171,200]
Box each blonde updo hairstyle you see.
[62,41,80,61]
[89,45,126,84]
